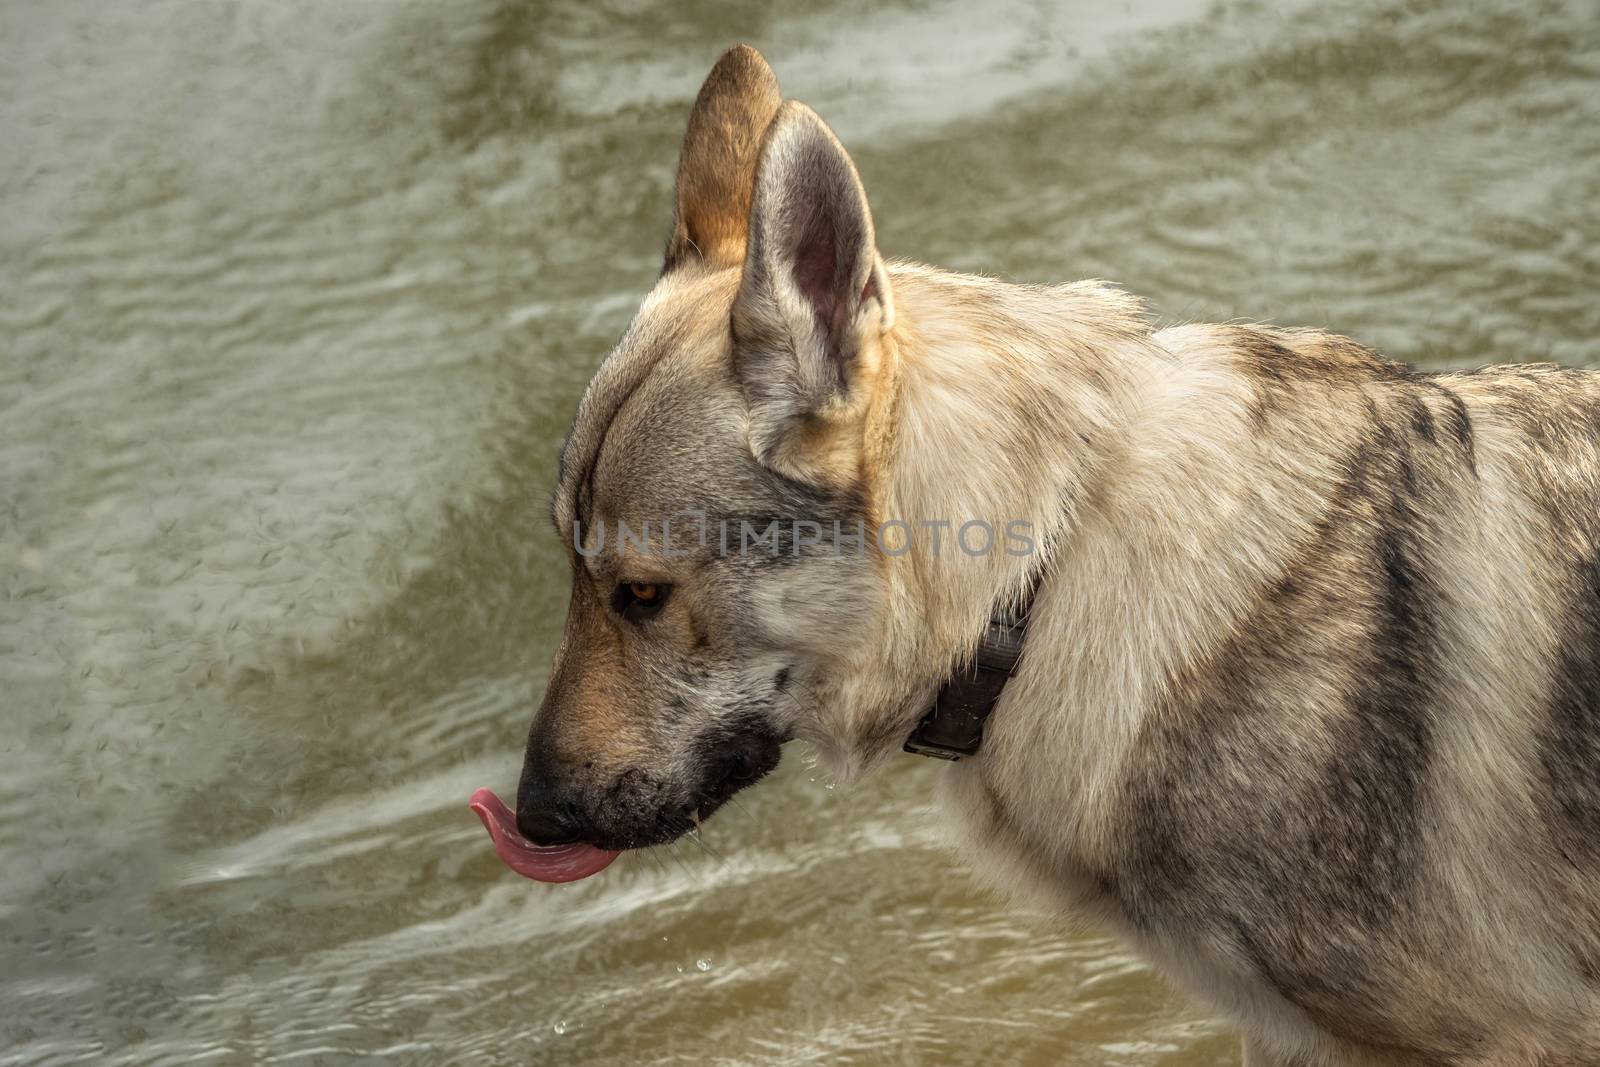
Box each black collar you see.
[903,582,1037,760]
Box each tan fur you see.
[667,45,782,269]
[544,581,654,765]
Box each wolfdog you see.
[470,46,1600,1066]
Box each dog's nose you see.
[514,799,582,847]
[515,770,586,846]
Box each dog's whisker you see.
[642,847,669,878]
[667,844,698,881]
[686,827,723,863]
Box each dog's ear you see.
[665,45,782,272]
[733,101,894,482]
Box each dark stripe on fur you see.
[1539,548,1600,858]
[1117,402,1474,1056]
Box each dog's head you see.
[515,46,901,850]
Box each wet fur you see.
[520,46,1600,1066]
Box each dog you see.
[500,45,1600,1065]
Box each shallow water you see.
[2,0,1597,1063]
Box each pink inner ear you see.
[791,211,845,348]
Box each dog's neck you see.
[822,264,1161,776]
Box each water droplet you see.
[552,1021,567,1035]
[695,958,711,972]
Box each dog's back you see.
[975,321,1600,1064]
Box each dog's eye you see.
[613,581,670,622]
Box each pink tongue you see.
[468,788,619,883]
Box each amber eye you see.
[613,581,670,622]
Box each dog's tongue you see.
[468,788,619,883]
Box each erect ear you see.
[733,101,894,482]
[664,45,782,272]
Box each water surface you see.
[3,0,1597,1063]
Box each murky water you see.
[3,0,1597,1063]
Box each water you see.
[2,0,1596,1063]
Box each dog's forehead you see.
[553,268,742,541]
[592,365,752,516]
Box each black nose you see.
[515,768,586,847]
[515,802,582,847]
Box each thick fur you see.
[518,46,1600,1065]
